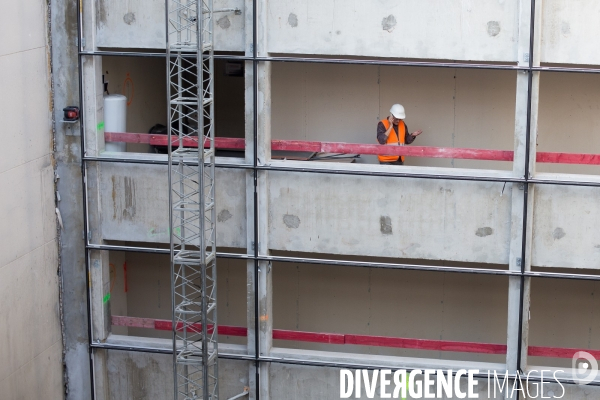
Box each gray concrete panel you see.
[104,350,250,400]
[267,0,519,62]
[532,183,600,269]
[97,163,247,248]
[541,1,600,65]
[268,171,513,264]
[94,0,244,51]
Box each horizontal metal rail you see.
[107,132,600,165]
[111,315,600,360]
[87,243,600,281]
[79,50,600,76]
[91,341,600,387]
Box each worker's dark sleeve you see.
[404,122,416,144]
[377,121,388,144]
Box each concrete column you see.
[506,0,542,387]
[82,0,105,156]
[245,0,272,398]
[88,251,111,400]
[82,1,111,398]
[51,0,94,397]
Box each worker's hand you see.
[411,129,423,137]
[387,115,395,126]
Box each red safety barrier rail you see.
[112,316,599,359]
[105,132,600,165]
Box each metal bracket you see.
[228,387,250,400]
[213,8,242,15]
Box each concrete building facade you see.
[1,1,63,398]
[6,0,600,398]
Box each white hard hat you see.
[390,104,406,119]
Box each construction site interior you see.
[6,0,600,399]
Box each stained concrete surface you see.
[95,0,245,50]
[104,351,250,399]
[98,163,247,248]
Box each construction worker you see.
[377,104,423,165]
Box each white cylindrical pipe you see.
[104,94,127,152]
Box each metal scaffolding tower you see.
[167,0,218,398]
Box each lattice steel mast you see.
[167,0,218,398]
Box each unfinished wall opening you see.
[270,62,516,170]
[107,250,248,346]
[272,258,509,364]
[97,55,246,158]
[537,70,600,175]
[101,55,167,153]
[528,276,600,369]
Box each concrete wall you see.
[98,163,516,265]
[94,0,245,50]
[267,1,519,62]
[268,171,512,264]
[532,183,600,269]
[103,350,250,399]
[93,0,600,67]
[0,0,63,398]
[71,0,600,398]
[99,161,600,270]
[541,1,600,65]
[97,163,247,248]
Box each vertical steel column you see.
[167,0,219,398]
[516,0,538,379]
[252,0,260,397]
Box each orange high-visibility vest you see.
[378,119,406,163]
